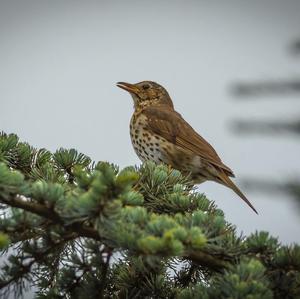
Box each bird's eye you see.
[142,84,150,90]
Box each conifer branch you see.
[0,133,299,298]
[0,194,100,240]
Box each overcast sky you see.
[1,0,300,255]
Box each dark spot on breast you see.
[150,142,154,146]
[150,148,154,151]
[155,143,159,146]
[158,158,163,162]
[135,134,138,139]
[150,154,154,158]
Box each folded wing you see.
[142,105,234,177]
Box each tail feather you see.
[218,172,258,214]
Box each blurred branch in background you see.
[231,118,300,136]
[231,79,300,98]
[291,39,300,55]
[241,178,300,209]
[229,39,300,214]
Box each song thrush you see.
[117,81,258,214]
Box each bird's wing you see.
[142,105,234,176]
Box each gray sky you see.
[1,0,300,249]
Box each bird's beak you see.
[116,82,139,94]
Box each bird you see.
[117,81,258,214]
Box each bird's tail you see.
[218,171,258,214]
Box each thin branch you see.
[291,39,300,55]
[99,247,113,299]
[186,251,230,272]
[0,259,35,289]
[0,194,100,240]
[230,119,300,136]
[0,235,75,290]
[231,79,300,97]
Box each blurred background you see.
[1,0,300,248]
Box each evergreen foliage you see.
[0,132,299,298]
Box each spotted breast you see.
[129,112,171,164]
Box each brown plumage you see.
[117,80,258,214]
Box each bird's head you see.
[117,81,174,109]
